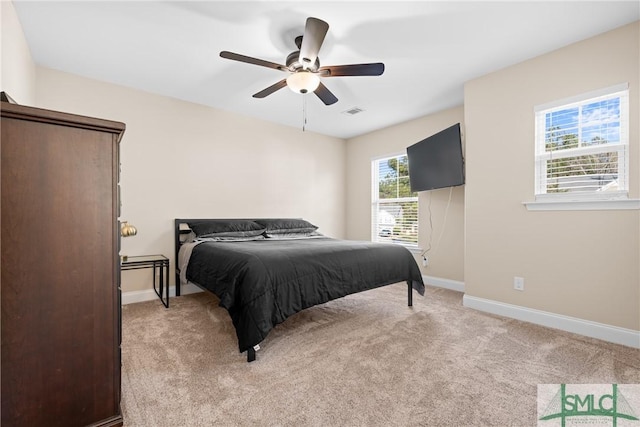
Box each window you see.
[534,84,629,202]
[372,154,418,247]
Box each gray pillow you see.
[265,231,324,239]
[189,220,265,238]
[254,218,318,234]
[196,235,266,242]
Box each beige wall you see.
[346,106,465,282]
[464,22,639,330]
[34,68,346,292]
[1,0,36,104]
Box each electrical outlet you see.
[422,256,428,267]
[514,276,524,291]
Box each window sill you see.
[523,199,640,211]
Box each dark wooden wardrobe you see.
[1,100,125,426]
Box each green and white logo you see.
[538,384,640,427]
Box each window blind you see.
[371,154,418,246]
[535,86,629,200]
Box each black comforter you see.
[186,237,425,353]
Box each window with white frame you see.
[534,84,629,201]
[371,154,418,246]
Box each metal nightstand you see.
[121,255,170,307]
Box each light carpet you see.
[121,283,639,426]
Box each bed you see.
[174,218,425,362]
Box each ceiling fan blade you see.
[299,17,329,69]
[319,63,385,77]
[220,51,287,71]
[314,82,338,105]
[253,79,288,98]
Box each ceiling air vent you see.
[342,107,364,116]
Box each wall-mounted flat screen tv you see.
[406,123,465,192]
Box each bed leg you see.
[247,347,256,363]
[407,281,413,307]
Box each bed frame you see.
[173,218,415,362]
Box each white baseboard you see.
[122,283,203,305]
[423,275,465,293]
[463,294,640,349]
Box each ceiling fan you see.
[220,17,385,106]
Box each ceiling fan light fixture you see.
[286,71,320,94]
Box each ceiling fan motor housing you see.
[286,50,320,73]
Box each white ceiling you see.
[13,1,640,139]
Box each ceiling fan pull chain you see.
[302,94,307,132]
